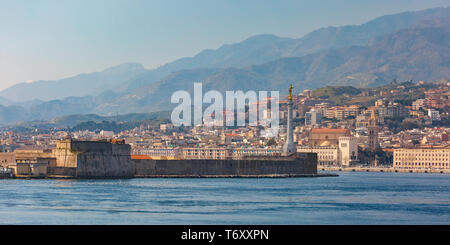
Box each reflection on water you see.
[0,172,449,224]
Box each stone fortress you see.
[0,85,323,179]
[0,138,319,178]
[52,139,134,178]
[1,139,134,178]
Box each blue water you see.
[0,172,449,224]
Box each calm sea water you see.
[0,172,449,225]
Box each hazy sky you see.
[0,0,448,90]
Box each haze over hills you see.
[0,63,147,102]
[112,22,449,113]
[123,7,449,92]
[3,7,448,102]
[0,7,449,125]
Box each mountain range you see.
[0,7,448,125]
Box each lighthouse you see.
[283,84,297,155]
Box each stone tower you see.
[283,85,297,155]
[368,109,379,150]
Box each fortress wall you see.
[52,148,78,168]
[70,141,113,153]
[52,140,134,178]
[48,167,76,177]
[133,153,317,177]
[112,144,132,155]
[49,140,318,178]
[75,145,134,178]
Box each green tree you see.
[266,138,277,146]
[400,118,421,131]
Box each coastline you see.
[7,173,338,179]
[5,168,450,180]
[320,166,450,174]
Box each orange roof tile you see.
[131,155,153,160]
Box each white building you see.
[428,109,440,121]
[134,148,182,158]
[297,146,338,166]
[297,136,358,166]
[100,130,114,138]
[305,109,322,126]
[338,137,358,166]
[394,148,450,169]
[160,123,174,132]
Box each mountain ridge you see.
[0,7,449,125]
[2,7,448,102]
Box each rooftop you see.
[310,128,350,134]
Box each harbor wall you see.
[133,153,317,177]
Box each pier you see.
[320,166,450,174]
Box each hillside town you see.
[1,80,449,175]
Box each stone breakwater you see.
[48,152,323,179]
[53,141,321,178]
[133,153,320,178]
[320,166,450,174]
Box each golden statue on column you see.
[288,84,293,101]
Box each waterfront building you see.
[297,146,338,166]
[136,146,282,160]
[339,136,358,166]
[134,147,183,159]
[393,147,450,169]
[182,148,229,160]
[298,136,358,166]
[308,128,351,147]
[232,148,281,158]
[9,160,49,177]
[0,152,15,167]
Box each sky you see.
[0,0,449,91]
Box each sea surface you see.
[0,171,449,224]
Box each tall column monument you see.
[283,84,297,155]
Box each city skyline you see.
[0,0,449,230]
[1,0,449,90]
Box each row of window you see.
[395,152,449,157]
[396,158,449,162]
[395,162,449,167]
[319,155,335,160]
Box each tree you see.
[400,118,421,131]
[266,138,277,146]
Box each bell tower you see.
[368,109,379,151]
